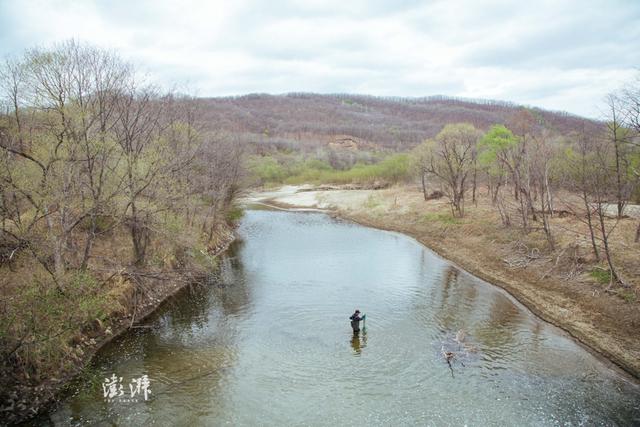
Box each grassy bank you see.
[257,185,640,378]
[0,216,237,424]
[249,153,411,186]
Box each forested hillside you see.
[197,93,601,150]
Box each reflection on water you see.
[350,332,367,355]
[42,210,640,426]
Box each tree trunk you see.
[491,177,502,204]
[43,206,65,278]
[635,221,640,243]
[544,168,554,216]
[207,222,216,244]
[421,171,428,201]
[472,163,477,204]
[583,192,600,261]
[539,188,554,250]
[596,203,620,283]
[612,118,625,219]
[53,238,65,277]
[496,190,510,226]
[130,202,149,266]
[80,214,96,270]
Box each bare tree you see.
[410,141,431,200]
[604,94,632,219]
[0,42,130,281]
[421,123,482,217]
[196,134,246,243]
[619,76,640,241]
[566,130,623,284]
[530,131,557,249]
[113,86,173,265]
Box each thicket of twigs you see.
[0,41,246,421]
[410,80,640,288]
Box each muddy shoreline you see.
[248,187,640,381]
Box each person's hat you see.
[355,309,360,313]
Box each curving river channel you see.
[43,209,639,426]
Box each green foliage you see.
[374,153,411,181]
[249,156,287,183]
[225,205,244,223]
[304,158,333,171]
[249,153,411,186]
[423,212,463,225]
[163,213,188,235]
[627,150,640,202]
[409,140,432,173]
[0,269,109,374]
[620,290,637,303]
[188,245,219,270]
[590,268,612,285]
[480,124,518,150]
[71,277,108,322]
[478,124,519,171]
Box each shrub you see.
[589,268,612,284]
[249,156,287,184]
[423,212,462,225]
[249,152,411,186]
[225,206,244,223]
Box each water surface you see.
[45,210,640,426]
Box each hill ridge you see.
[197,92,600,149]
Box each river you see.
[42,209,640,426]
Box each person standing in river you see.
[349,309,364,334]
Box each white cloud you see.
[0,0,637,118]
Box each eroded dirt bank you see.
[246,185,640,379]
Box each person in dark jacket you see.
[349,309,364,334]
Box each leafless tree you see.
[603,94,633,219]
[619,76,640,241]
[421,123,482,217]
[529,131,557,249]
[566,130,623,284]
[0,41,131,281]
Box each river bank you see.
[1,225,235,426]
[247,185,640,379]
[41,208,640,425]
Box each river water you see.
[44,209,639,426]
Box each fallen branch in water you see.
[441,346,465,377]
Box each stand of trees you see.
[0,40,246,405]
[412,80,640,286]
[0,40,245,276]
[413,123,481,217]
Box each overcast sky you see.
[0,0,638,118]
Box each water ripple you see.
[42,210,640,426]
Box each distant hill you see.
[197,93,601,150]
